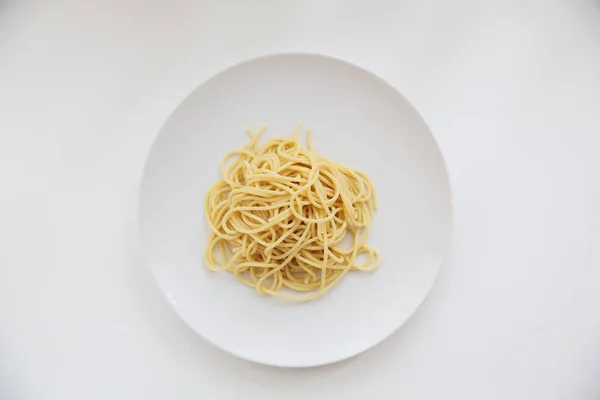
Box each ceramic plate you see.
[138,53,452,367]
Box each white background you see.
[1,1,600,399]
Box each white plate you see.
[138,53,452,367]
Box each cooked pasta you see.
[204,123,379,301]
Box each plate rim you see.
[136,51,454,367]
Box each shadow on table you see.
[0,0,11,13]
[0,0,19,22]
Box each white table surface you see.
[1,1,600,399]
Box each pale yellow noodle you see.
[204,123,380,301]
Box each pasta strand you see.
[204,124,379,301]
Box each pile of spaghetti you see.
[204,124,379,301]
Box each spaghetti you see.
[204,124,379,301]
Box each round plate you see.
[138,53,452,367]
